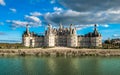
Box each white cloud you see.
[44,9,94,29]
[44,7,114,30]
[53,7,62,11]
[7,19,41,28]
[12,20,28,25]
[58,0,120,12]
[30,12,42,16]
[106,9,120,14]
[44,7,120,29]
[75,24,93,30]
[25,15,41,23]
[101,24,109,28]
[7,13,42,28]
[113,34,120,37]
[50,0,55,4]
[44,9,88,25]
[0,0,6,6]
[64,10,80,17]
[7,20,28,27]
[44,0,120,28]
[9,8,16,13]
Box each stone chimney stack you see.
[60,23,62,29]
[73,27,77,35]
[70,24,72,34]
[48,24,53,34]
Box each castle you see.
[22,24,102,47]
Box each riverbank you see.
[0,47,120,56]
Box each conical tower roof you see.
[93,24,100,37]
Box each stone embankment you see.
[0,48,120,57]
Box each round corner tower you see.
[67,24,78,47]
[22,24,35,47]
[44,24,55,47]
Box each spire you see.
[93,24,99,37]
[26,24,29,34]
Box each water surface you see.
[0,56,120,75]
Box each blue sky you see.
[0,0,120,43]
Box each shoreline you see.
[0,48,120,57]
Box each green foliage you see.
[102,44,120,49]
[73,46,102,49]
[0,43,25,49]
[103,38,120,49]
[41,46,55,49]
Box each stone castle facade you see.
[22,24,102,47]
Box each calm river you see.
[0,56,120,75]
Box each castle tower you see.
[22,24,30,47]
[67,24,78,47]
[22,24,35,47]
[44,24,55,47]
[91,24,102,47]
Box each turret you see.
[93,24,100,37]
[67,24,77,47]
[91,24,102,47]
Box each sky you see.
[0,0,120,43]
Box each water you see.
[0,56,120,75]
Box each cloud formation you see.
[53,7,62,11]
[6,20,28,28]
[50,0,55,4]
[9,8,17,13]
[113,34,120,38]
[44,0,120,29]
[44,9,81,25]
[0,0,6,6]
[30,12,42,16]
[25,15,41,23]
[58,0,120,12]
[6,11,42,28]
[7,15,42,28]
